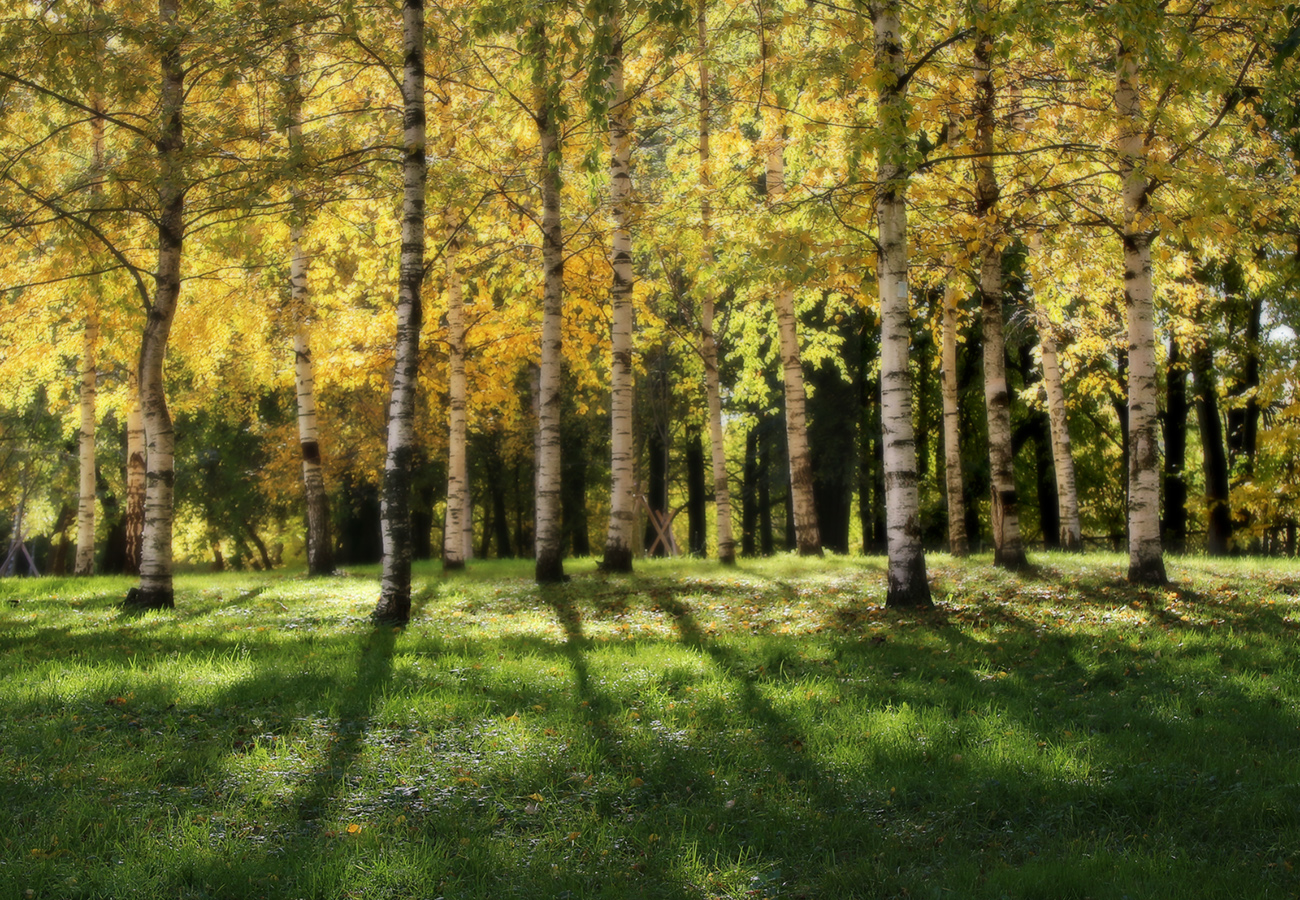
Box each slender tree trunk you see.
[286,41,333,577]
[75,313,97,575]
[76,76,108,577]
[687,428,707,555]
[742,425,758,556]
[602,6,636,573]
[1115,41,1166,585]
[1163,334,1189,553]
[940,265,967,556]
[124,370,145,575]
[533,18,565,584]
[873,0,930,607]
[374,0,426,623]
[698,0,735,565]
[762,16,820,557]
[127,0,186,610]
[1191,341,1233,555]
[973,17,1026,569]
[1038,326,1083,551]
[443,100,469,572]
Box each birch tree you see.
[601,1,637,573]
[373,0,427,622]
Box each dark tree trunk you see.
[561,415,590,557]
[1033,413,1059,549]
[742,426,758,556]
[1162,335,1189,553]
[1191,342,1233,555]
[686,428,707,555]
[644,424,668,556]
[759,424,774,556]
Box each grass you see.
[2,552,1300,899]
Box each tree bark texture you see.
[973,19,1026,570]
[443,95,470,572]
[699,0,735,565]
[124,370,146,575]
[940,265,968,556]
[1115,41,1166,584]
[128,0,185,610]
[533,18,565,584]
[873,0,931,607]
[1038,326,1083,551]
[375,0,427,623]
[762,17,820,557]
[602,7,636,573]
[286,42,333,577]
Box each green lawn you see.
[2,553,1299,899]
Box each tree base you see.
[886,556,933,609]
[1128,557,1168,586]
[372,591,410,626]
[598,546,633,574]
[122,587,174,610]
[994,546,1029,571]
[717,550,736,566]
[797,541,823,558]
[442,558,466,573]
[536,552,567,585]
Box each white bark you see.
[533,18,565,584]
[973,17,1025,569]
[443,95,470,571]
[286,41,332,576]
[940,264,967,556]
[125,369,145,575]
[602,6,636,573]
[375,0,426,621]
[1116,41,1166,584]
[130,0,185,609]
[873,0,930,607]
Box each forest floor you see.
[1,552,1299,899]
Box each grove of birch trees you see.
[0,0,1297,618]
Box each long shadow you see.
[290,586,433,834]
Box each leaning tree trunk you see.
[286,40,333,577]
[761,27,820,557]
[939,262,968,556]
[1115,40,1166,585]
[374,0,426,623]
[601,5,636,574]
[124,370,146,575]
[698,0,735,564]
[533,18,565,585]
[128,0,185,610]
[443,93,470,572]
[972,16,1026,569]
[873,0,930,608]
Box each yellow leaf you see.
[346,823,361,834]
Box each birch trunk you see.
[1038,325,1083,551]
[601,6,636,573]
[128,0,185,610]
[124,370,145,575]
[76,78,107,577]
[75,312,97,575]
[762,34,820,556]
[1115,41,1166,585]
[873,0,930,607]
[443,94,470,572]
[374,0,426,622]
[973,19,1026,569]
[286,42,333,577]
[699,0,735,565]
[939,264,967,556]
[533,18,565,584]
